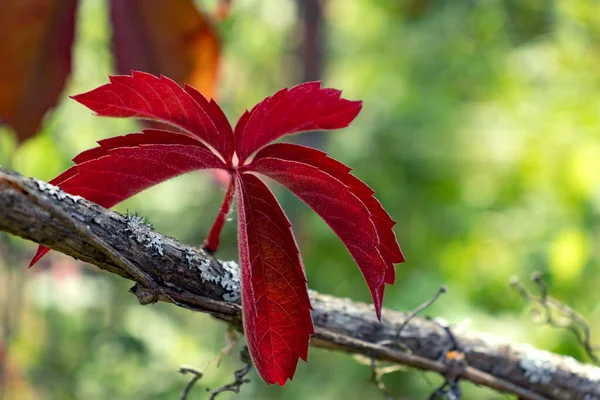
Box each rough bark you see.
[0,166,598,399]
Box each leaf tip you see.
[275,377,289,386]
[29,246,50,268]
[69,92,84,102]
[130,69,151,78]
[350,98,363,114]
[374,284,385,322]
[70,91,96,109]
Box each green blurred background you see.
[1,0,599,398]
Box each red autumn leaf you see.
[252,143,404,285]
[30,128,225,265]
[0,0,78,142]
[110,0,220,99]
[72,71,234,162]
[236,173,313,384]
[29,72,404,385]
[234,81,362,163]
[244,156,388,316]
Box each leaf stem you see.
[204,175,236,253]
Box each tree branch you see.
[0,167,598,399]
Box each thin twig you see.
[178,366,203,400]
[369,356,404,400]
[317,329,548,400]
[214,327,240,368]
[511,273,599,364]
[178,347,251,400]
[209,347,252,399]
[429,380,462,400]
[398,285,448,336]
[369,286,448,398]
[377,285,447,350]
[427,318,465,400]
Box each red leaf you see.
[29,75,404,386]
[31,129,225,266]
[234,82,362,163]
[235,172,313,385]
[72,71,234,162]
[253,143,404,284]
[245,157,389,318]
[0,0,77,142]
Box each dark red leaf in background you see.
[110,0,221,99]
[0,0,77,142]
[0,0,221,144]
[236,173,313,385]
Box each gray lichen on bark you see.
[123,213,164,255]
[184,248,241,302]
[520,350,557,384]
[34,179,82,203]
